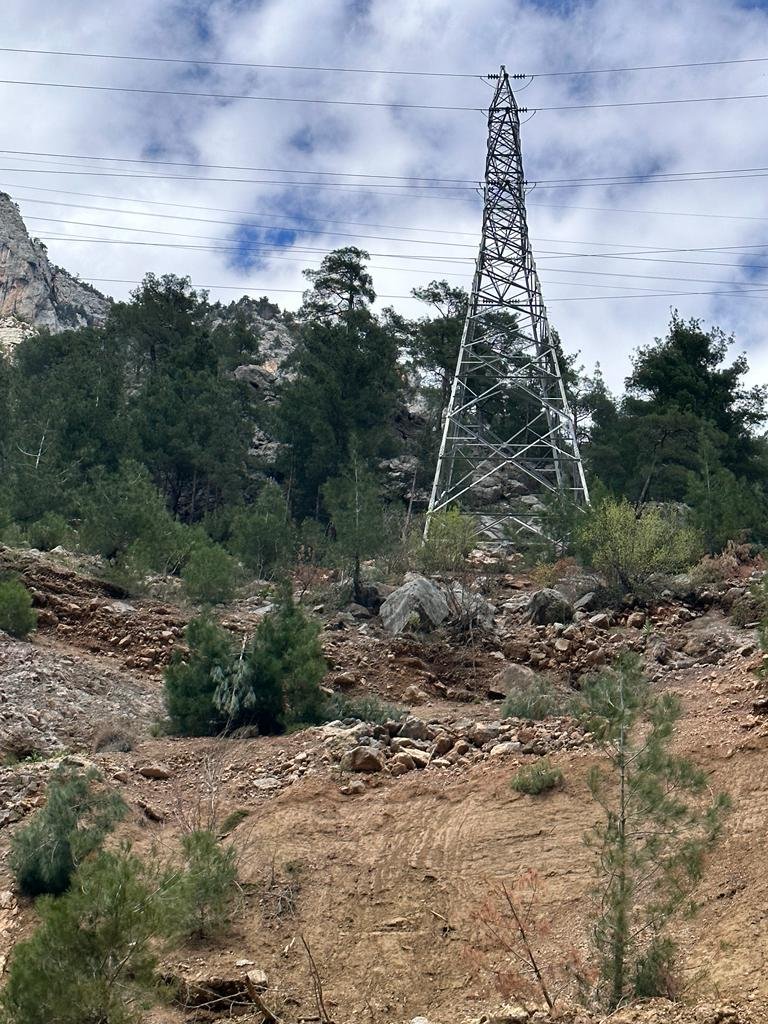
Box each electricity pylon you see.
[425,66,588,544]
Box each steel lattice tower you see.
[425,65,589,543]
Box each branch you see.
[301,935,332,1024]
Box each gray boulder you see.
[573,591,598,612]
[445,581,496,630]
[379,576,449,634]
[527,588,574,625]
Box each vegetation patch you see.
[511,758,564,795]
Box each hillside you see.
[1,542,767,1024]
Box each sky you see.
[3,0,768,391]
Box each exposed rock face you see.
[379,576,450,634]
[0,192,110,349]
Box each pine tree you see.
[10,764,126,897]
[322,451,387,598]
[212,583,326,732]
[5,326,127,523]
[164,617,234,736]
[170,830,238,941]
[276,249,401,516]
[579,655,730,1008]
[229,481,296,577]
[1,848,172,1024]
[117,274,252,520]
[299,246,375,318]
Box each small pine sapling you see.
[579,654,730,1009]
[10,764,126,897]
[170,830,238,941]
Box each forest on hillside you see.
[1,245,766,596]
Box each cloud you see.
[2,0,768,389]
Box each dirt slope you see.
[1,550,767,1024]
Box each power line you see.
[35,228,768,282]
[0,147,478,185]
[7,180,768,235]
[0,78,482,112]
[30,212,768,269]
[0,164,476,192]
[5,76,768,116]
[8,145,768,193]
[528,164,768,187]
[0,165,480,202]
[23,213,477,249]
[3,182,483,237]
[8,45,768,85]
[77,275,768,304]
[34,231,471,262]
[0,46,481,79]
[548,287,768,302]
[19,194,768,257]
[529,199,768,224]
[518,54,768,79]
[531,91,768,113]
[527,169,768,190]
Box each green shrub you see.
[170,830,238,940]
[731,577,768,627]
[502,676,566,721]
[182,542,236,605]
[165,587,326,738]
[511,758,564,795]
[229,482,296,577]
[578,498,701,595]
[9,764,126,897]
[324,693,406,725]
[632,936,679,1000]
[0,848,171,1024]
[25,512,73,552]
[213,583,327,733]
[0,578,37,639]
[164,617,233,736]
[78,461,171,564]
[420,507,477,572]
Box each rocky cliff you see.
[0,192,110,349]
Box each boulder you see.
[445,581,496,630]
[554,572,603,604]
[379,576,449,634]
[408,749,431,769]
[399,716,435,742]
[626,611,646,629]
[488,662,538,699]
[573,591,598,612]
[527,589,573,625]
[486,1005,529,1023]
[340,746,385,773]
[466,722,502,747]
[490,741,521,757]
[347,602,372,619]
[137,763,171,780]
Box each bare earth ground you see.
[1,547,767,1024]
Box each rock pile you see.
[464,1001,756,1024]
[321,712,589,787]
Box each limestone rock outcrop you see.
[0,192,110,349]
